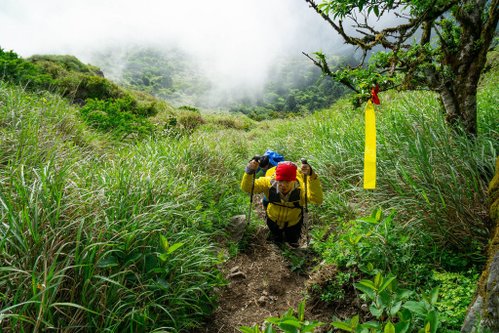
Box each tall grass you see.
[0,82,249,331]
[252,88,497,262]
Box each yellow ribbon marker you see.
[363,100,376,189]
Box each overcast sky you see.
[0,0,364,99]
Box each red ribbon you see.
[371,84,380,105]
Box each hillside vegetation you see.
[0,48,497,332]
[89,46,350,119]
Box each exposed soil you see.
[197,225,353,333]
[202,226,306,332]
[194,197,360,333]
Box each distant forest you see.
[90,47,352,120]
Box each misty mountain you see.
[229,55,351,120]
[89,47,212,107]
[89,45,352,119]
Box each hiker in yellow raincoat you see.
[241,160,323,247]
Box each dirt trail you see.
[199,226,335,333]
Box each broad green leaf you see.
[278,322,299,333]
[403,301,427,317]
[302,321,324,332]
[378,290,391,308]
[348,234,362,245]
[264,324,275,333]
[97,255,119,268]
[351,314,359,328]
[425,310,439,333]
[354,282,376,299]
[160,235,169,251]
[379,276,396,292]
[357,279,376,290]
[374,273,382,289]
[279,319,301,328]
[124,252,142,266]
[239,326,258,333]
[167,242,184,254]
[360,321,381,329]
[158,253,169,262]
[358,217,377,224]
[384,321,395,333]
[394,320,410,333]
[396,289,413,301]
[370,304,384,318]
[332,321,353,332]
[266,318,280,325]
[397,308,412,321]
[390,301,403,317]
[298,300,305,321]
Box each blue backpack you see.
[260,149,284,168]
[260,150,285,207]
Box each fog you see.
[1,0,356,93]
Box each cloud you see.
[0,0,352,96]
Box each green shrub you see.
[178,105,200,113]
[240,301,324,333]
[0,48,53,90]
[127,89,165,117]
[26,53,162,117]
[53,72,124,101]
[210,115,253,131]
[80,98,153,137]
[431,270,479,331]
[177,111,205,133]
[317,270,356,303]
[333,273,441,333]
[313,209,433,286]
[29,54,102,75]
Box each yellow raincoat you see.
[241,167,323,229]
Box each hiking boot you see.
[267,233,283,244]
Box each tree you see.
[303,0,498,135]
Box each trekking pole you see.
[301,158,310,246]
[247,155,261,226]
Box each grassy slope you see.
[0,82,250,331]
[0,51,497,331]
[249,60,497,252]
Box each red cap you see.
[275,162,297,181]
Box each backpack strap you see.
[268,186,302,209]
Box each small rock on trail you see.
[197,202,350,333]
[201,226,309,332]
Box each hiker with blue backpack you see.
[255,150,285,208]
[241,156,323,247]
[253,150,284,175]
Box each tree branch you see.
[304,0,459,52]
[302,52,360,93]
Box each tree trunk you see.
[440,0,498,136]
[438,76,478,136]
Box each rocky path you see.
[198,223,339,333]
[205,227,307,332]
